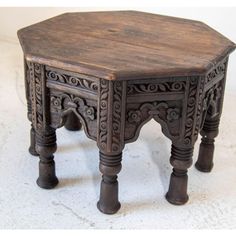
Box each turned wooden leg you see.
[28,125,39,156]
[97,152,122,214]
[64,112,82,131]
[35,129,58,189]
[195,118,219,172]
[166,145,193,205]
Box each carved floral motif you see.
[127,110,142,123]
[127,103,180,124]
[167,108,180,121]
[84,107,95,120]
[27,59,227,155]
[50,93,96,121]
[125,101,182,142]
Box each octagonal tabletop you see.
[18,11,236,80]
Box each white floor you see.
[0,39,236,229]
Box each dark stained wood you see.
[18,11,235,215]
[18,11,236,80]
[64,112,82,131]
[28,126,38,156]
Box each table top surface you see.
[18,11,235,80]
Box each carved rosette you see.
[127,102,181,124]
[124,77,211,147]
[49,91,97,139]
[125,100,182,142]
[27,58,228,154]
[51,93,96,120]
[98,80,126,154]
[124,79,187,143]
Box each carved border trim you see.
[29,62,45,131]
[24,59,32,121]
[193,76,205,139]
[183,77,199,146]
[127,80,186,95]
[46,67,99,94]
[205,59,227,86]
[98,80,126,154]
[111,81,123,152]
[98,79,109,151]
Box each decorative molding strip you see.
[193,76,205,139]
[183,77,199,146]
[24,59,32,121]
[111,81,123,152]
[29,62,45,131]
[46,69,99,93]
[127,81,186,95]
[98,80,126,154]
[205,59,227,84]
[98,79,109,151]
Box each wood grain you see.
[18,11,235,80]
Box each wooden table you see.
[18,11,235,214]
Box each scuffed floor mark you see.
[131,155,140,159]
[51,201,95,228]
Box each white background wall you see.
[0,7,235,91]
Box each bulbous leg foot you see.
[166,170,189,205]
[97,175,121,214]
[36,159,59,189]
[195,137,214,172]
[97,152,122,214]
[166,145,193,205]
[195,118,219,173]
[36,130,58,189]
[28,126,39,156]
